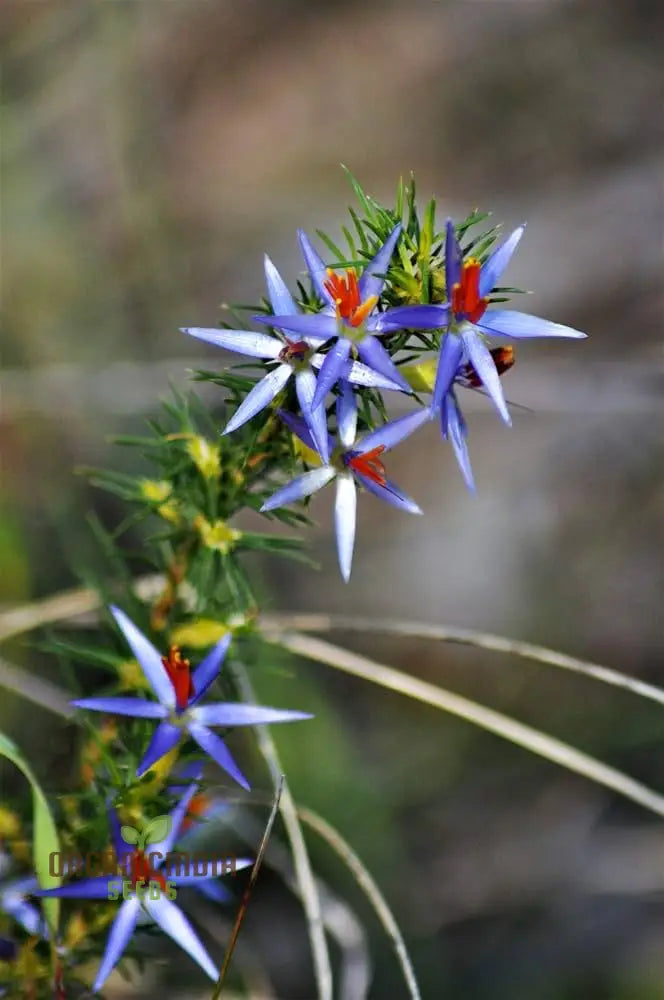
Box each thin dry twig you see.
[263,630,664,819]
[210,775,284,1000]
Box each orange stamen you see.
[348,445,387,486]
[324,268,377,327]
[162,645,194,710]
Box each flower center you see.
[346,446,387,486]
[162,645,194,711]
[460,346,514,387]
[130,850,166,891]
[451,259,488,324]
[278,339,311,364]
[324,269,378,329]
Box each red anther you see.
[348,446,387,486]
[162,646,194,710]
[130,851,167,891]
[452,260,488,323]
[461,346,515,387]
[278,339,309,363]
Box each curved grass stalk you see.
[233,811,371,1000]
[259,613,664,709]
[3,588,664,711]
[296,804,422,1000]
[232,663,333,1000]
[263,630,664,819]
[212,791,416,1000]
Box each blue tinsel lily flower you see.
[182,255,402,463]
[1,875,48,940]
[71,606,312,789]
[254,224,445,408]
[261,385,428,581]
[35,784,253,993]
[431,219,587,425]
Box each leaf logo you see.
[121,815,172,851]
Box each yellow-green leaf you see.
[400,359,438,393]
[0,731,61,934]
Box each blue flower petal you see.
[223,364,292,435]
[92,898,141,993]
[462,327,511,426]
[371,304,448,333]
[295,368,330,464]
[358,407,429,455]
[334,474,357,583]
[194,879,233,904]
[357,474,423,515]
[432,333,464,411]
[256,312,337,339]
[71,696,167,719]
[312,338,352,409]
[445,219,462,296]
[478,225,525,297]
[356,336,411,392]
[475,309,587,339]
[264,254,297,317]
[336,382,358,449]
[181,327,281,360]
[35,877,118,900]
[110,606,175,709]
[1,882,46,938]
[135,721,182,778]
[190,634,232,707]
[260,466,336,512]
[338,358,402,391]
[278,409,317,449]
[153,783,200,860]
[187,723,250,790]
[442,393,476,494]
[297,229,335,307]
[144,895,218,982]
[358,224,402,302]
[190,703,312,727]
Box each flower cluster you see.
[24,607,311,991]
[1,173,588,999]
[183,177,586,580]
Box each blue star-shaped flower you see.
[35,784,253,993]
[254,225,445,407]
[182,255,402,463]
[431,220,587,425]
[261,385,428,581]
[72,607,312,788]
[1,874,48,940]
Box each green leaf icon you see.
[121,825,139,846]
[143,815,172,846]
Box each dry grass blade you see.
[3,591,663,709]
[259,613,664,708]
[296,804,422,1000]
[210,775,284,1000]
[232,663,333,1000]
[264,630,664,819]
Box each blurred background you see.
[1,1,663,997]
